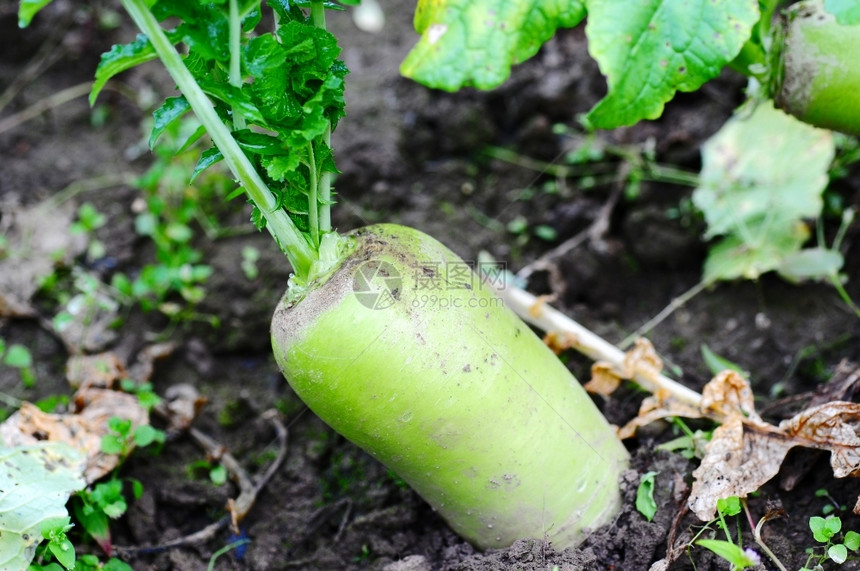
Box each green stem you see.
[311,0,332,234]
[307,141,320,247]
[228,0,246,130]
[643,163,700,187]
[120,0,316,278]
[828,273,860,319]
[483,146,700,188]
[727,39,768,81]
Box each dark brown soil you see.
[3,1,860,570]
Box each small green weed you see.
[111,117,232,323]
[689,496,762,571]
[34,517,75,571]
[801,515,860,569]
[0,337,35,388]
[816,488,849,516]
[100,416,165,457]
[118,379,162,412]
[241,245,261,280]
[655,417,712,460]
[635,471,658,522]
[70,202,107,261]
[187,459,228,486]
[65,412,164,557]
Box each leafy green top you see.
[106,1,346,247]
[23,0,351,286]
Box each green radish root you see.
[271,223,629,550]
[772,0,860,134]
[19,0,632,552]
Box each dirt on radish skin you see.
[271,223,629,552]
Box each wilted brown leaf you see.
[688,416,791,520]
[617,394,703,440]
[585,362,622,397]
[779,401,860,478]
[156,383,207,433]
[0,388,148,483]
[543,330,580,356]
[587,338,664,398]
[529,294,556,318]
[126,342,176,385]
[620,367,860,520]
[700,370,759,421]
[689,376,860,520]
[66,352,127,389]
[0,201,86,317]
[623,339,664,384]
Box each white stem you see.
[494,284,704,408]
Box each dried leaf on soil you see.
[66,352,127,389]
[0,201,86,317]
[779,401,860,478]
[623,369,860,520]
[585,362,623,397]
[0,389,148,483]
[586,338,664,397]
[126,342,176,386]
[1,344,182,482]
[700,370,759,421]
[157,383,207,432]
[688,415,788,520]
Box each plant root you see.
[493,282,703,408]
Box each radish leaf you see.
[150,96,191,148]
[17,0,53,27]
[694,102,835,281]
[0,443,85,570]
[585,0,759,128]
[91,34,161,105]
[401,0,586,91]
[777,248,844,284]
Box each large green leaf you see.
[90,34,159,105]
[401,0,586,91]
[585,0,759,128]
[0,443,85,570]
[17,0,54,27]
[693,101,835,282]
